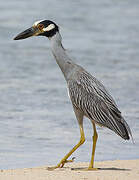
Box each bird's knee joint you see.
[80,137,85,144]
[93,133,98,141]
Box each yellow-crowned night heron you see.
[14,20,132,170]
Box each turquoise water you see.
[0,0,139,169]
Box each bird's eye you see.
[37,24,44,30]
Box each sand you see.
[0,159,139,180]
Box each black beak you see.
[14,27,39,40]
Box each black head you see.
[14,20,59,40]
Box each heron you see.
[14,20,132,170]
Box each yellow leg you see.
[48,125,85,170]
[88,122,98,170]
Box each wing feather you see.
[68,70,132,140]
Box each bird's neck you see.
[49,32,73,80]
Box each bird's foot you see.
[71,167,98,171]
[86,164,98,171]
[47,157,75,170]
[47,166,59,170]
[60,157,75,167]
[86,167,98,171]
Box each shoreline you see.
[0,159,139,180]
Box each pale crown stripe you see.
[43,24,55,32]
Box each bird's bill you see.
[14,27,40,40]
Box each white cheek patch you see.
[33,20,44,26]
[43,24,55,32]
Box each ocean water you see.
[0,0,139,169]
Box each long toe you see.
[71,167,98,171]
[47,165,60,171]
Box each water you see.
[0,0,139,169]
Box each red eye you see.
[38,24,44,30]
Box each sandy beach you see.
[0,159,139,180]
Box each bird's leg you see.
[47,125,85,170]
[88,122,98,170]
[72,123,98,171]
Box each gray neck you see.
[49,32,73,81]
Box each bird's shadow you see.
[71,167,130,171]
[98,167,130,171]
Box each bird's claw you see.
[60,157,75,168]
[47,166,58,170]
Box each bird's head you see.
[14,20,59,40]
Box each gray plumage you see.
[68,70,131,140]
[50,31,132,141]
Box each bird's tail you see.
[108,109,134,142]
[114,119,131,140]
[111,115,134,142]
[119,118,134,143]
